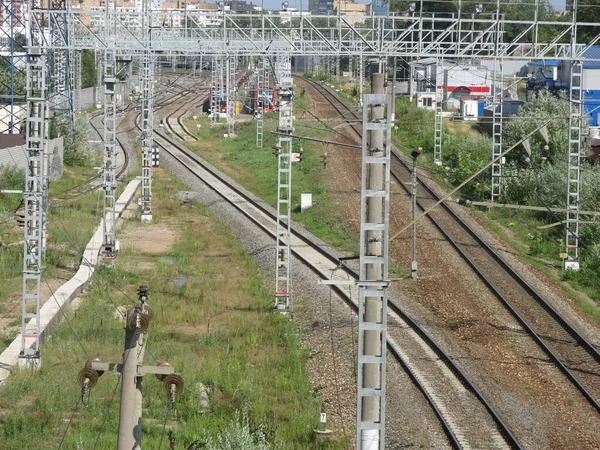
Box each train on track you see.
[205,83,229,113]
[249,83,277,114]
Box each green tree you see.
[81,49,97,89]
[502,90,588,168]
[577,0,600,44]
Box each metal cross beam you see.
[32,9,600,61]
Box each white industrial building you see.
[413,59,491,111]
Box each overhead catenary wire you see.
[390,118,554,242]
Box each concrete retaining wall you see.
[0,177,142,384]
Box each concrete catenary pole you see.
[118,307,142,450]
[363,71,384,449]
[356,70,391,449]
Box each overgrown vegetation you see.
[0,169,347,449]
[183,106,357,253]
[60,114,97,167]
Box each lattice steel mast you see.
[210,55,221,127]
[565,0,583,270]
[140,52,154,222]
[490,57,504,200]
[100,0,118,265]
[20,0,49,366]
[433,59,443,165]
[256,55,267,148]
[49,0,72,127]
[226,54,235,137]
[274,56,293,313]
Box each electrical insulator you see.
[321,152,328,168]
[278,248,287,262]
[138,285,149,302]
[298,148,304,163]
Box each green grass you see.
[183,112,357,254]
[0,167,349,449]
[472,207,600,321]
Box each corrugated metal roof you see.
[584,46,600,69]
[528,60,559,67]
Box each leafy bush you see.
[502,90,588,168]
[444,133,492,200]
[0,165,25,191]
[61,116,96,167]
[201,411,271,450]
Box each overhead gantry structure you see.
[12,1,600,447]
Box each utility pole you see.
[356,72,392,450]
[411,147,421,279]
[78,286,184,450]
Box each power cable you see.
[57,396,82,450]
[93,375,121,450]
[157,407,172,450]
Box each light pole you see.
[411,147,421,280]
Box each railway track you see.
[300,75,600,416]
[149,89,522,450]
[50,75,202,207]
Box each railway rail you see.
[299,75,600,416]
[149,85,522,450]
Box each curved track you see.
[299,75,600,415]
[149,93,523,450]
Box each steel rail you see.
[149,91,522,450]
[302,75,600,415]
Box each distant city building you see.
[309,0,334,14]
[371,0,389,16]
[334,0,368,25]
[526,45,600,128]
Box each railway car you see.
[205,83,229,114]
[250,83,277,114]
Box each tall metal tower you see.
[49,0,72,127]
[0,0,26,134]
[433,60,443,165]
[20,0,49,366]
[71,50,81,112]
[356,73,392,450]
[565,0,583,270]
[210,55,221,127]
[274,70,294,313]
[101,48,118,266]
[140,53,154,222]
[226,54,236,137]
[490,57,504,200]
[255,55,267,148]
